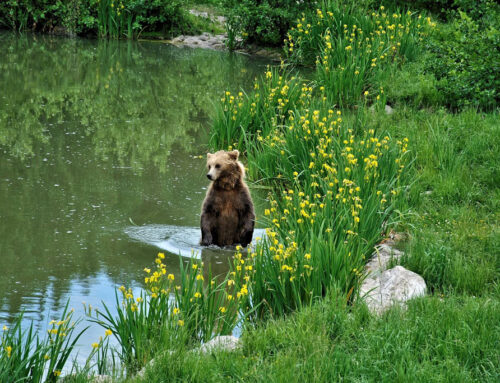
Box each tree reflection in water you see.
[0,31,268,336]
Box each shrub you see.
[121,0,194,38]
[425,11,499,111]
[381,0,499,21]
[0,0,195,38]
[0,0,96,34]
[222,0,313,46]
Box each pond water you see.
[0,31,269,358]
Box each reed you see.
[208,3,421,319]
[225,98,410,319]
[96,0,132,38]
[209,67,306,151]
[89,253,243,371]
[284,1,434,106]
[0,303,87,382]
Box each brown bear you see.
[200,150,255,247]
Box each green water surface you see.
[0,31,268,351]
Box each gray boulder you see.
[385,104,394,115]
[168,34,227,50]
[361,265,426,314]
[365,243,404,276]
[197,335,240,353]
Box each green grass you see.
[133,295,500,382]
[347,107,499,296]
[383,109,499,295]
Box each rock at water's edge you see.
[168,34,227,50]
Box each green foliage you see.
[285,1,434,107]
[424,11,499,111]
[0,0,197,38]
[382,0,499,21]
[0,0,96,34]
[0,303,87,382]
[211,67,411,320]
[136,296,500,382]
[89,253,243,371]
[222,0,313,46]
[368,3,499,112]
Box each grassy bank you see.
[129,100,499,382]
[135,295,500,382]
[1,0,498,381]
[129,0,498,381]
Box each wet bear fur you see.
[200,150,255,247]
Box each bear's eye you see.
[208,165,211,170]
[215,164,221,169]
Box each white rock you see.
[365,243,404,276]
[167,34,227,50]
[385,104,394,115]
[189,10,210,19]
[197,335,240,353]
[361,265,426,314]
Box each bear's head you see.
[206,150,244,189]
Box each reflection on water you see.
[0,31,269,355]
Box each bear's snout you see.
[206,174,213,180]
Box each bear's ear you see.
[228,150,239,160]
[207,153,213,159]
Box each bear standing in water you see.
[200,150,255,247]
